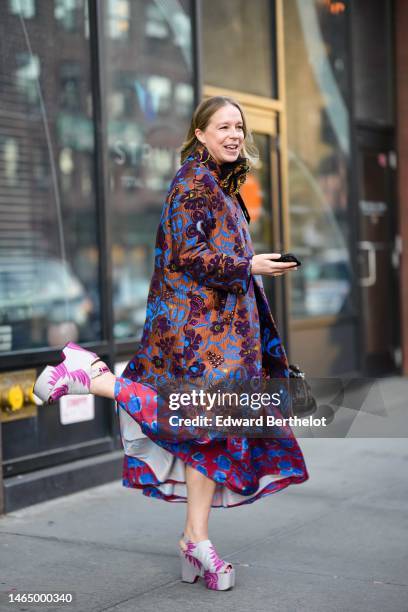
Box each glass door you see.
[242,131,285,326]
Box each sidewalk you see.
[1,376,407,612]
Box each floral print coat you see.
[115,143,310,507]
[121,143,291,398]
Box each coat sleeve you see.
[168,166,253,295]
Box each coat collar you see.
[190,143,250,196]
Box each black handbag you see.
[288,363,317,417]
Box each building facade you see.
[0,0,405,513]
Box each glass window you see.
[8,0,36,19]
[241,132,280,302]
[283,0,353,319]
[15,52,41,106]
[54,0,83,32]
[107,0,130,40]
[352,0,394,125]
[59,62,82,111]
[0,1,101,352]
[174,82,194,118]
[145,3,168,39]
[241,133,273,252]
[202,0,277,98]
[102,0,194,340]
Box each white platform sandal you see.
[179,533,235,591]
[33,342,109,405]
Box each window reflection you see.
[3,138,19,187]
[59,62,82,111]
[107,0,130,40]
[0,1,101,352]
[103,0,194,340]
[174,82,194,118]
[55,0,82,32]
[9,0,36,19]
[145,3,168,39]
[353,0,393,125]
[202,0,276,98]
[15,53,40,106]
[242,133,273,252]
[241,133,280,302]
[284,0,353,319]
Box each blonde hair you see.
[180,96,259,166]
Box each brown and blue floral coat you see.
[114,143,309,507]
[121,143,291,393]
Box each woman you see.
[34,96,309,591]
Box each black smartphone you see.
[275,252,302,267]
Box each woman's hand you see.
[250,253,298,277]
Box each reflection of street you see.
[285,0,354,323]
[113,273,151,339]
[288,151,352,318]
[292,250,351,317]
[112,243,153,339]
[105,13,195,341]
[0,258,94,351]
[0,1,195,354]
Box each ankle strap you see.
[90,362,110,379]
[181,536,231,573]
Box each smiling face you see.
[194,103,245,165]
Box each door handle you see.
[358,241,376,287]
[392,235,402,269]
